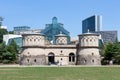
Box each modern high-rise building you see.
[14,26,31,34]
[94,31,117,44]
[82,15,102,33]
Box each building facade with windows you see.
[82,15,102,33]
[94,31,117,44]
[82,15,118,44]
[20,32,101,65]
[14,26,31,34]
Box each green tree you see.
[112,42,120,64]
[104,43,115,60]
[0,39,19,64]
[8,31,14,34]
[7,39,18,63]
[103,41,120,64]
[0,42,7,62]
[0,29,8,43]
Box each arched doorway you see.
[48,53,55,64]
[69,53,75,65]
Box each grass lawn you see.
[0,66,120,80]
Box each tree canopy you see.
[0,29,8,43]
[0,40,18,64]
[102,41,120,64]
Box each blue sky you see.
[0,0,120,40]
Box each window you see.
[30,39,32,41]
[92,60,94,63]
[34,59,36,62]
[90,39,92,42]
[69,53,75,62]
[84,60,87,63]
[86,39,88,42]
[92,53,94,56]
[27,59,29,63]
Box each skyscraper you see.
[82,15,102,33]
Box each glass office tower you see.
[82,15,102,33]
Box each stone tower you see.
[20,34,46,65]
[77,32,101,65]
[55,32,68,45]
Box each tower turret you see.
[55,31,68,45]
[22,33,45,47]
[77,32,101,65]
[20,33,46,65]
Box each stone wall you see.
[45,45,76,65]
[20,55,46,65]
[77,48,101,65]
[22,34,45,47]
[55,36,68,45]
[79,35,99,47]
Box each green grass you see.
[0,67,120,80]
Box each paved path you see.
[0,64,120,67]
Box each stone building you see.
[77,32,101,65]
[20,32,101,65]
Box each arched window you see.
[34,59,36,62]
[27,59,29,63]
[69,53,75,62]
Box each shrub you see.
[2,60,11,64]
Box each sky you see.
[0,0,120,40]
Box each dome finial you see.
[87,29,90,33]
[60,31,62,34]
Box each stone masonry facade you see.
[20,32,101,65]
